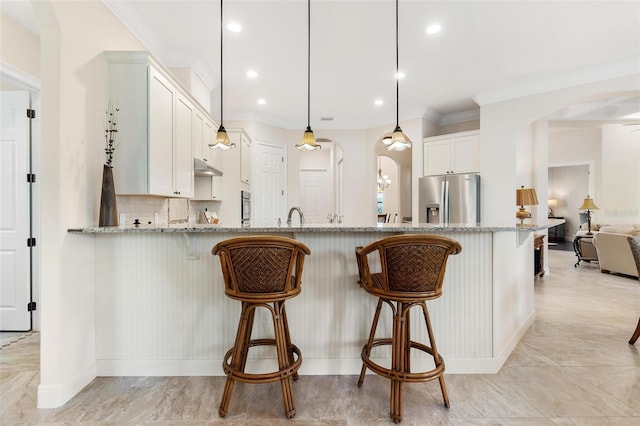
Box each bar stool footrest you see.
[361,338,445,382]
[222,339,302,384]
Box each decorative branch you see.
[104,103,120,168]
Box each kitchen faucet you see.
[287,207,304,227]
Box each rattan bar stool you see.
[355,234,462,423]
[212,236,311,419]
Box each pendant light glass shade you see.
[213,125,234,150]
[296,0,321,151]
[210,0,235,150]
[381,0,411,152]
[297,126,321,150]
[383,126,411,151]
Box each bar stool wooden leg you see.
[421,302,449,408]
[238,303,256,373]
[390,302,407,423]
[358,298,384,387]
[404,303,411,374]
[219,303,254,417]
[281,305,298,380]
[272,301,296,418]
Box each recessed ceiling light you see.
[374,99,384,106]
[426,24,441,35]
[227,22,242,32]
[257,98,266,105]
[395,72,405,80]
[246,70,258,79]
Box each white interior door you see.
[254,142,286,226]
[0,90,31,331]
[300,169,330,223]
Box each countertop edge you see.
[68,219,565,234]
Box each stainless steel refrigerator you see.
[418,174,480,224]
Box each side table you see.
[547,217,565,244]
[534,234,545,278]
[573,231,598,267]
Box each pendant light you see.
[210,0,235,150]
[296,0,321,151]
[382,0,411,151]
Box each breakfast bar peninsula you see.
[69,221,560,376]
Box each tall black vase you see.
[99,164,118,227]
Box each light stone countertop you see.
[68,219,565,234]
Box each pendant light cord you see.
[395,0,399,128]
[220,0,224,125]
[307,0,311,129]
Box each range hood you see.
[194,158,223,177]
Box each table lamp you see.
[516,186,538,225]
[579,195,599,235]
[548,198,558,218]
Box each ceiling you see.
[2,0,640,129]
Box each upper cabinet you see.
[228,129,252,185]
[193,110,224,173]
[108,51,222,198]
[423,130,480,176]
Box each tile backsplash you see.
[116,196,168,226]
[116,196,219,225]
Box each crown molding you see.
[421,107,442,125]
[473,56,640,106]
[0,62,40,91]
[440,109,480,126]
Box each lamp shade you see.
[383,127,412,151]
[579,196,599,210]
[516,187,538,206]
[296,126,321,150]
[548,198,558,208]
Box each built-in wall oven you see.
[241,191,251,227]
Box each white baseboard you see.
[96,354,516,377]
[492,310,536,370]
[37,362,96,408]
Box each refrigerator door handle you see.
[441,180,448,224]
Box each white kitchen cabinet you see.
[147,67,175,195]
[192,111,204,163]
[423,130,480,176]
[228,129,251,185]
[174,93,194,197]
[193,175,223,201]
[107,51,198,197]
[193,110,224,171]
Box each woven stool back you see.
[213,236,311,302]
[356,234,462,301]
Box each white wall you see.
[25,0,145,408]
[0,13,40,79]
[600,124,640,223]
[548,124,640,225]
[548,127,601,198]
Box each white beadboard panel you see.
[95,231,494,375]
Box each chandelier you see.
[377,160,392,192]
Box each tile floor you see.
[1,250,639,425]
